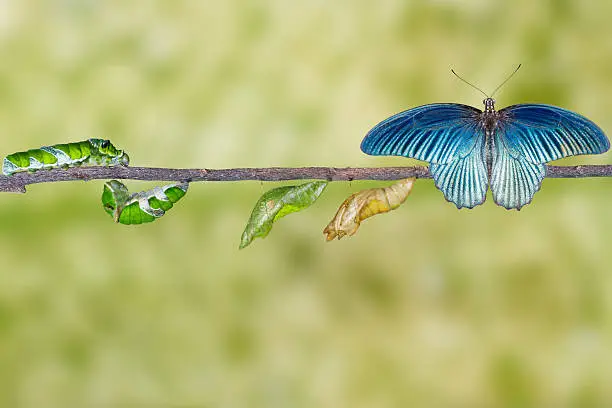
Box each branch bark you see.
[1,164,611,193]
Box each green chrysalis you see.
[240,181,328,248]
[102,180,189,225]
[2,139,129,176]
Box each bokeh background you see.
[0,1,611,407]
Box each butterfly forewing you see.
[497,104,610,163]
[361,104,483,164]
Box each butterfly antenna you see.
[491,64,522,98]
[451,68,489,98]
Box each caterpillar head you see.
[89,138,130,166]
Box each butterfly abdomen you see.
[484,131,494,182]
[479,109,498,183]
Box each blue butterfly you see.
[361,70,610,210]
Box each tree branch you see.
[1,164,611,193]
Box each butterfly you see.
[360,67,610,210]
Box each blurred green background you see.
[0,1,611,407]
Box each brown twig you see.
[0,164,611,193]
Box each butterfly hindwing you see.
[497,104,610,163]
[361,104,483,164]
[490,130,546,210]
[429,133,488,209]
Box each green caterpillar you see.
[102,180,189,225]
[2,138,129,176]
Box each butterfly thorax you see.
[482,98,499,131]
